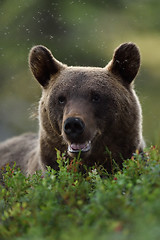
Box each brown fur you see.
[0,43,145,176]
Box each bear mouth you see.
[68,141,91,153]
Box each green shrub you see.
[0,146,160,240]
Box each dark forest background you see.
[0,0,160,145]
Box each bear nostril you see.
[64,117,85,138]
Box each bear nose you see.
[64,117,85,138]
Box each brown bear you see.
[0,42,145,175]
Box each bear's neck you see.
[38,128,65,171]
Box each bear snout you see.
[63,116,97,157]
[64,117,85,140]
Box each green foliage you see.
[0,146,160,240]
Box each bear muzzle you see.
[63,117,93,156]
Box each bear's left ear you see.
[107,43,140,84]
[29,45,65,87]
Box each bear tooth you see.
[68,141,91,153]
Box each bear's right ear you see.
[107,43,140,84]
[29,45,65,87]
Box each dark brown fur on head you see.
[0,43,145,176]
[28,42,144,172]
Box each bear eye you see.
[91,93,101,103]
[58,95,66,105]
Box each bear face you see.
[29,43,144,171]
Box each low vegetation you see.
[0,146,160,240]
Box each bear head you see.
[29,43,143,170]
